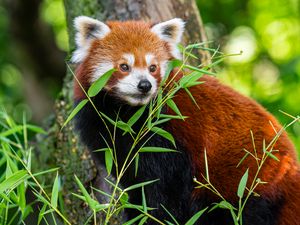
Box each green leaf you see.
[0,126,22,137]
[62,99,88,128]
[138,216,148,225]
[27,125,46,134]
[51,172,60,208]
[152,118,172,126]
[88,69,115,97]
[159,114,188,120]
[119,203,155,211]
[74,175,97,209]
[183,64,215,75]
[265,151,280,161]
[18,182,26,216]
[127,105,146,127]
[166,99,183,119]
[142,186,147,213]
[124,179,159,192]
[236,151,250,168]
[72,193,109,212]
[184,88,200,109]
[0,170,28,194]
[94,148,111,152]
[139,147,178,153]
[179,71,204,88]
[120,192,129,205]
[100,111,116,126]
[164,59,183,82]
[185,207,208,225]
[237,169,249,198]
[123,214,144,225]
[33,167,59,177]
[116,120,135,135]
[185,42,213,50]
[160,204,179,225]
[38,204,47,225]
[105,149,113,175]
[209,201,235,212]
[150,126,176,147]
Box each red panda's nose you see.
[137,79,152,93]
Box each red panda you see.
[72,16,300,225]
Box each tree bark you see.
[37,1,210,224]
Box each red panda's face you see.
[72,17,185,105]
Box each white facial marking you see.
[90,61,114,83]
[123,54,135,67]
[160,60,169,78]
[115,68,158,106]
[145,54,155,66]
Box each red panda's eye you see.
[120,64,130,72]
[149,65,157,73]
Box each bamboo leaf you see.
[164,59,183,80]
[183,64,215,75]
[237,169,249,198]
[166,99,183,119]
[120,192,129,205]
[74,175,96,209]
[88,69,115,97]
[38,204,47,225]
[142,186,147,213]
[117,120,135,135]
[127,105,146,127]
[185,207,208,225]
[0,170,28,194]
[184,88,200,109]
[51,172,60,209]
[179,71,204,88]
[138,216,148,225]
[135,153,139,177]
[124,179,159,192]
[123,214,144,225]
[105,149,113,175]
[140,147,178,153]
[160,204,180,225]
[265,151,280,162]
[150,127,176,147]
[62,99,88,128]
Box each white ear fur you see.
[72,16,111,63]
[151,18,185,43]
[151,18,185,59]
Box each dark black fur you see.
[74,91,281,224]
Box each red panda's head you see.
[72,16,185,105]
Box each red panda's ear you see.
[72,16,111,63]
[151,18,185,59]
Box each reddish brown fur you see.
[74,20,300,224]
[166,73,300,225]
[74,21,171,100]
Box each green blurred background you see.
[0,0,299,150]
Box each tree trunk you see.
[37,1,210,224]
